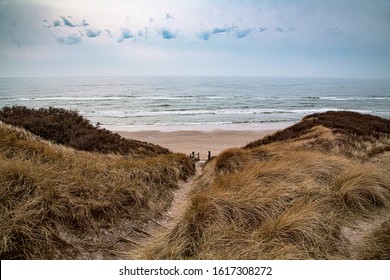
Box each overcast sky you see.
[0,0,390,78]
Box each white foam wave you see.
[94,108,352,118]
[18,97,124,101]
[320,96,390,101]
[132,96,195,100]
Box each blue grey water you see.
[0,76,389,128]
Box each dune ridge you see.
[0,106,170,157]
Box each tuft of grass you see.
[0,106,169,157]
[333,166,390,213]
[357,219,390,260]
[214,148,251,175]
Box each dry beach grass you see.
[137,111,390,259]
[0,109,194,259]
[1,109,389,259]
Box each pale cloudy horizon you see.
[1,0,390,78]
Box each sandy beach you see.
[113,123,288,160]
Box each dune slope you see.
[0,121,195,259]
[139,111,390,259]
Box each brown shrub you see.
[245,111,390,148]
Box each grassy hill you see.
[139,111,390,259]
[0,117,195,259]
[0,106,169,158]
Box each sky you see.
[0,0,390,78]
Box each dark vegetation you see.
[0,106,169,157]
[245,111,390,149]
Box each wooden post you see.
[208,151,211,160]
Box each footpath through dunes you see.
[0,112,195,259]
[164,162,204,225]
[138,111,390,260]
[126,161,204,258]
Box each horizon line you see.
[0,74,388,80]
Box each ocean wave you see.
[206,96,226,100]
[14,95,390,103]
[101,120,293,127]
[132,96,196,100]
[94,108,353,118]
[319,96,390,101]
[81,83,126,87]
[17,97,124,101]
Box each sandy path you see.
[163,161,203,224]
[342,209,390,258]
[113,161,203,259]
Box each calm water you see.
[0,76,389,128]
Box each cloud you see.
[212,26,236,35]
[234,28,252,39]
[274,26,283,33]
[105,29,114,37]
[326,27,344,36]
[137,28,149,40]
[57,16,89,28]
[86,29,101,38]
[117,30,134,43]
[258,27,267,32]
[160,28,177,39]
[60,16,77,27]
[274,26,297,33]
[53,20,61,27]
[198,26,237,40]
[199,31,211,41]
[56,34,82,45]
[81,19,89,27]
[42,19,61,28]
[326,27,354,39]
[165,13,174,21]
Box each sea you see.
[0,76,389,130]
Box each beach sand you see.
[114,124,287,160]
